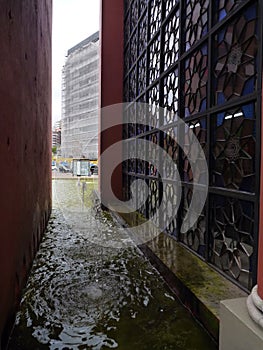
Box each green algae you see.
[147,233,247,316]
[113,210,247,342]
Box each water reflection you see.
[9,180,216,350]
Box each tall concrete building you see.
[61,31,99,159]
[52,120,61,148]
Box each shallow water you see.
[8,179,217,350]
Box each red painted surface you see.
[0,1,52,347]
[99,0,124,204]
[258,77,263,299]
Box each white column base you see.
[247,285,263,328]
[219,298,263,350]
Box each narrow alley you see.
[1,1,263,349]
[8,179,216,349]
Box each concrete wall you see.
[0,1,52,347]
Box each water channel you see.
[8,179,217,350]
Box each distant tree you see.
[52,146,57,155]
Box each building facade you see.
[52,120,61,148]
[61,31,99,159]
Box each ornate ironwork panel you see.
[148,179,159,224]
[213,4,258,105]
[149,0,162,38]
[130,0,139,32]
[163,126,178,180]
[127,103,136,138]
[128,140,136,173]
[124,46,130,79]
[181,187,206,257]
[211,103,256,192]
[148,84,160,128]
[184,44,208,116]
[137,177,148,217]
[123,0,262,291]
[139,0,148,16]
[129,66,137,101]
[130,33,138,69]
[137,99,148,134]
[149,37,161,85]
[162,182,179,236]
[183,118,207,183]
[164,10,180,71]
[210,195,254,289]
[163,69,179,124]
[184,0,209,51]
[138,15,147,55]
[147,132,159,177]
[124,9,130,43]
[124,77,129,102]
[215,0,242,22]
[137,137,147,175]
[138,54,147,96]
[165,0,179,16]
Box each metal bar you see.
[205,0,213,262]
[253,0,263,289]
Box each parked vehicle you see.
[59,165,70,173]
[52,161,58,171]
[90,165,98,175]
[59,162,71,173]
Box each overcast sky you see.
[52,0,100,126]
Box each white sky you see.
[52,0,100,126]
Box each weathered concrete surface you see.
[220,298,263,350]
[0,1,52,348]
[143,233,248,341]
[113,206,247,342]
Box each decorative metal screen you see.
[123,0,262,291]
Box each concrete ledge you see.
[140,234,247,342]
[220,298,263,350]
[138,242,220,341]
[108,207,247,343]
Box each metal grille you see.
[123,0,262,291]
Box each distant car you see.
[90,165,98,175]
[59,164,71,173]
[52,161,58,171]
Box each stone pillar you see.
[99,0,124,205]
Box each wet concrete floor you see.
[8,179,217,350]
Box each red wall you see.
[0,1,52,347]
[99,0,124,204]
[258,77,263,299]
